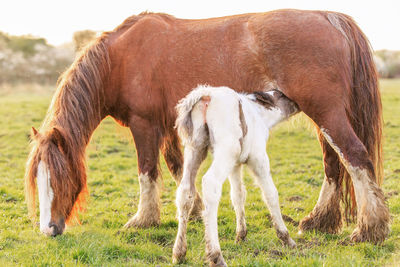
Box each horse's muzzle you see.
[48,222,65,236]
[42,219,65,236]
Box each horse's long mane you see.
[25,32,111,223]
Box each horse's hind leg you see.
[228,165,247,242]
[124,116,162,228]
[162,131,204,220]
[162,131,184,182]
[315,110,389,243]
[172,145,207,263]
[299,131,342,234]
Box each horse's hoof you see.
[350,225,389,244]
[299,211,342,234]
[123,214,160,228]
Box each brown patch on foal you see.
[238,100,248,152]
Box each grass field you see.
[0,80,399,266]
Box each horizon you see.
[1,0,400,50]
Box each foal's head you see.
[252,90,299,127]
[25,127,87,236]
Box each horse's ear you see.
[31,127,39,139]
[51,127,68,153]
[253,91,275,109]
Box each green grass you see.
[0,80,399,266]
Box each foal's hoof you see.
[287,237,297,249]
[123,213,160,228]
[172,253,186,265]
[172,244,187,264]
[235,229,248,243]
[277,230,297,248]
[208,251,227,267]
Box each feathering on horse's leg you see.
[228,165,247,242]
[124,117,162,228]
[173,144,208,263]
[248,152,296,248]
[300,131,343,234]
[318,113,389,243]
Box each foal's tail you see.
[175,85,213,144]
[326,12,383,220]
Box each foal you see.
[173,85,299,266]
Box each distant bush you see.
[73,30,97,52]
[375,50,400,78]
[0,32,74,84]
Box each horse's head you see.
[26,126,87,236]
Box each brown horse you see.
[25,9,389,243]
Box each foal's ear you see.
[253,91,275,109]
[51,127,68,153]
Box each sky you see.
[1,0,399,50]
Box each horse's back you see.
[107,10,352,126]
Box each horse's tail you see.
[175,85,213,144]
[326,12,383,221]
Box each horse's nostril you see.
[49,223,62,236]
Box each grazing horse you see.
[173,85,299,266]
[25,9,389,242]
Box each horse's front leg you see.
[124,116,162,228]
[299,131,343,234]
[172,145,207,263]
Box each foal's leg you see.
[162,131,204,220]
[124,116,162,228]
[299,131,342,234]
[316,111,389,243]
[248,152,296,248]
[202,145,239,267]
[172,145,207,263]
[228,165,247,242]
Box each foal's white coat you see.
[173,85,297,266]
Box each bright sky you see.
[1,0,399,50]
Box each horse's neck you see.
[44,87,105,149]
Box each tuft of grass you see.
[0,81,399,266]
